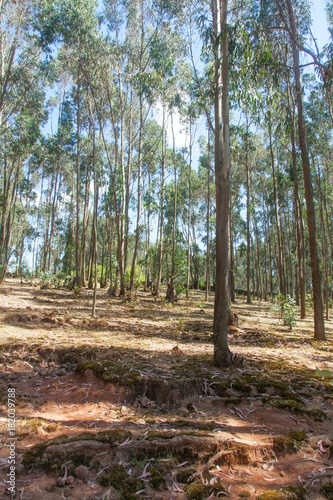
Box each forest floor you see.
[0,279,333,500]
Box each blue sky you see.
[311,0,330,49]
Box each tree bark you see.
[74,63,82,288]
[205,131,211,302]
[212,0,232,367]
[284,0,325,340]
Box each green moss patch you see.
[75,360,145,387]
[256,486,306,499]
[321,481,333,499]
[273,432,307,453]
[148,466,166,490]
[171,419,222,431]
[98,464,144,499]
[263,397,326,419]
[176,468,197,484]
[18,417,62,434]
[184,481,225,500]
[145,430,213,440]
[22,429,131,471]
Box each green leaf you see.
[315,369,333,378]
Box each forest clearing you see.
[1,0,333,498]
[0,279,333,500]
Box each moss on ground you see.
[171,419,221,431]
[322,482,333,499]
[263,397,326,419]
[184,483,212,500]
[145,430,213,440]
[256,486,306,499]
[98,464,144,499]
[239,491,251,498]
[176,468,197,484]
[75,359,145,386]
[184,481,225,500]
[148,465,166,490]
[18,417,61,434]
[273,432,307,453]
[22,429,131,471]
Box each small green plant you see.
[271,293,284,319]
[272,294,297,329]
[38,272,62,289]
[315,369,333,387]
[282,295,297,329]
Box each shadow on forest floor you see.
[0,278,333,499]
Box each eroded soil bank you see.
[0,279,333,500]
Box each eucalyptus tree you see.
[211,0,232,366]
[272,0,326,339]
[36,0,101,287]
[140,120,163,290]
[148,22,188,299]
[306,82,333,319]
[0,0,46,282]
[196,132,216,299]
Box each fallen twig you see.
[190,450,236,482]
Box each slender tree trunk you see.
[74,63,82,288]
[245,114,251,304]
[0,162,20,283]
[155,103,166,296]
[81,165,91,286]
[284,0,325,339]
[268,218,273,300]
[212,0,232,366]
[92,126,98,318]
[47,170,61,273]
[229,204,235,302]
[289,99,306,317]
[205,131,211,302]
[144,175,151,292]
[130,92,143,294]
[166,112,178,302]
[315,158,329,321]
[268,110,284,297]
[186,119,192,299]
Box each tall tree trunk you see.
[283,0,325,340]
[47,170,61,273]
[289,96,306,317]
[268,109,284,297]
[144,175,151,292]
[229,203,235,302]
[124,88,133,273]
[81,164,91,286]
[245,114,251,304]
[155,103,166,296]
[166,112,178,302]
[205,131,211,302]
[75,63,82,288]
[130,92,143,294]
[91,124,98,318]
[186,118,192,299]
[0,162,20,283]
[212,0,232,367]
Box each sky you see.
[311,0,330,50]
